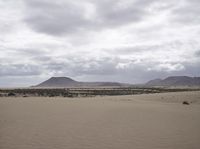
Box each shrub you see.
[8,92,16,96]
[182,101,190,105]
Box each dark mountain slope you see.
[35,77,126,88]
[146,76,200,86]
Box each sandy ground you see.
[0,91,200,149]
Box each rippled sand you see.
[0,91,200,149]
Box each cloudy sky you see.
[0,0,200,87]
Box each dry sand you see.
[0,91,200,149]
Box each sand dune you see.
[0,91,200,149]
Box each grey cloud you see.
[94,0,148,26]
[0,49,199,85]
[24,0,91,35]
[26,52,198,83]
[48,57,200,84]
[0,76,45,87]
[182,62,200,76]
[1,39,199,85]
[1,0,200,87]
[23,0,153,36]
[0,0,22,35]
[22,52,119,77]
[13,48,49,57]
[113,61,200,83]
[0,64,42,77]
[75,60,199,84]
[195,50,200,57]
[39,56,118,76]
[72,57,118,76]
[171,0,200,24]
[107,44,167,55]
[105,41,187,57]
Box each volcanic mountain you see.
[146,76,200,87]
[35,77,126,88]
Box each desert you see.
[1,91,200,149]
[1,0,200,148]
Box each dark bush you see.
[8,92,16,96]
[182,101,190,105]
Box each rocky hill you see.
[146,76,200,87]
[35,77,126,88]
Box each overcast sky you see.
[0,0,200,87]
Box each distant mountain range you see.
[34,76,200,88]
[35,77,127,88]
[146,76,200,87]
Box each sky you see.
[0,0,200,87]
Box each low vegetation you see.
[182,101,190,105]
[0,87,199,98]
